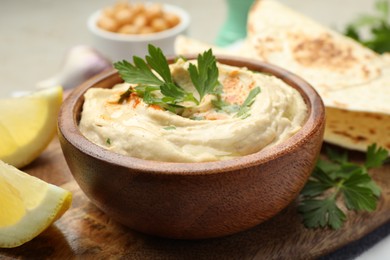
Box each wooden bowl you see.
[58,56,325,239]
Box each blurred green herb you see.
[298,144,388,229]
[163,126,176,130]
[344,0,390,53]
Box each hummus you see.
[79,60,307,162]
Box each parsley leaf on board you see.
[299,198,346,230]
[298,143,388,230]
[344,0,390,53]
[365,143,389,168]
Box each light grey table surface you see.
[1,0,389,259]
[0,0,376,96]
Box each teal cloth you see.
[215,0,255,47]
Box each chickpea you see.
[145,3,163,21]
[164,13,180,28]
[118,24,139,34]
[132,3,146,15]
[151,18,169,32]
[139,26,156,34]
[114,8,134,25]
[97,15,119,32]
[133,14,147,28]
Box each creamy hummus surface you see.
[79,59,307,162]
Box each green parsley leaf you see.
[299,143,387,230]
[142,89,182,113]
[211,97,240,114]
[316,159,340,174]
[365,143,389,169]
[145,44,173,84]
[160,82,198,105]
[300,167,335,197]
[341,171,377,211]
[163,126,176,130]
[298,198,346,230]
[211,85,262,118]
[361,179,382,197]
[117,87,132,104]
[114,58,163,86]
[325,147,348,164]
[133,85,160,97]
[236,87,261,118]
[188,49,219,101]
[190,116,205,121]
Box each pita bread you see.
[174,0,390,154]
[325,108,390,152]
[247,0,384,94]
[321,54,390,113]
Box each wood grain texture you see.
[0,138,389,259]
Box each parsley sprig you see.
[114,44,261,118]
[212,86,261,119]
[344,0,390,53]
[298,144,389,229]
[114,45,198,112]
[236,87,261,118]
[114,45,219,111]
[188,49,219,101]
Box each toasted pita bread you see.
[325,108,390,152]
[321,54,390,114]
[174,0,390,153]
[247,0,384,94]
[323,55,390,151]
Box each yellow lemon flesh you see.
[0,160,72,248]
[0,86,63,168]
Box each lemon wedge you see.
[0,160,72,248]
[0,86,63,168]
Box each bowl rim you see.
[58,55,325,175]
[87,3,191,42]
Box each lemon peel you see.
[0,160,72,248]
[0,86,63,168]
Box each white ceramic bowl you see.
[87,3,190,61]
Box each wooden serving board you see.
[1,138,389,259]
